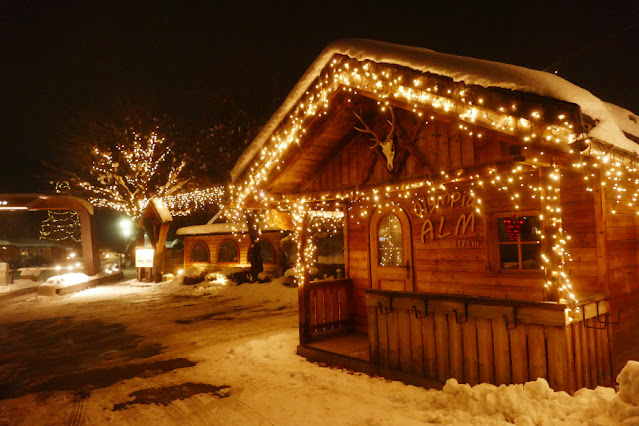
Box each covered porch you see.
[297,278,620,393]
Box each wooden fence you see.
[365,290,614,393]
[301,279,354,342]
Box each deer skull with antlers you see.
[354,107,397,171]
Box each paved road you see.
[0,281,297,425]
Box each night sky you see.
[1,0,639,193]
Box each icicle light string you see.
[226,55,639,308]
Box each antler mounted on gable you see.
[354,107,397,171]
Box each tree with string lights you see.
[59,108,192,220]
[53,98,261,219]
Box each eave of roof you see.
[231,39,638,183]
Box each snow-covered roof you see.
[604,102,639,142]
[232,39,639,181]
[150,198,173,223]
[177,222,248,236]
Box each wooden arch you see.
[0,194,99,275]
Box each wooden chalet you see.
[229,39,639,392]
[177,212,288,276]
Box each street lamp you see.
[119,217,134,269]
[119,218,133,238]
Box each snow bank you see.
[618,360,639,406]
[232,39,638,181]
[42,273,89,288]
[226,331,639,425]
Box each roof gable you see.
[232,39,638,190]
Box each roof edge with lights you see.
[231,38,639,183]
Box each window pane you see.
[377,214,403,266]
[499,244,519,269]
[260,240,274,264]
[521,243,542,270]
[218,241,239,263]
[497,218,511,242]
[498,215,540,242]
[189,241,209,262]
[520,216,540,241]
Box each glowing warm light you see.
[222,53,639,307]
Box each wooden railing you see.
[365,289,615,393]
[301,278,353,343]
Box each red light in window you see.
[503,216,524,241]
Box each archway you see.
[0,194,99,275]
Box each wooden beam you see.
[266,91,354,192]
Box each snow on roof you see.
[232,39,638,181]
[150,198,173,223]
[604,102,639,142]
[177,222,248,236]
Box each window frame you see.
[376,213,404,267]
[217,239,240,264]
[493,211,543,274]
[189,240,210,263]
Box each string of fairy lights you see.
[73,54,637,311]
[40,182,82,243]
[81,130,225,219]
[224,53,639,311]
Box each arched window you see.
[218,240,239,263]
[189,241,209,263]
[377,214,403,266]
[260,239,274,264]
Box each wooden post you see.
[592,170,610,296]
[153,223,170,282]
[540,166,562,302]
[298,215,312,345]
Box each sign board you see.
[135,248,154,268]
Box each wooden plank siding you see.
[364,292,614,392]
[287,88,635,390]
[307,109,604,305]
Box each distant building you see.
[177,212,290,276]
[1,239,72,268]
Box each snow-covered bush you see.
[181,267,207,285]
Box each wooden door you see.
[369,208,414,291]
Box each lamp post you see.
[119,217,133,269]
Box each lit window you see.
[497,215,541,270]
[377,214,403,266]
[189,241,209,263]
[218,240,239,263]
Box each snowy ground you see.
[0,277,637,425]
[0,278,43,294]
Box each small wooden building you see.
[177,212,288,276]
[230,39,639,392]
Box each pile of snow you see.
[18,268,41,279]
[226,331,639,425]
[284,267,297,277]
[42,273,89,288]
[618,360,639,406]
[257,271,273,281]
[166,274,297,303]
